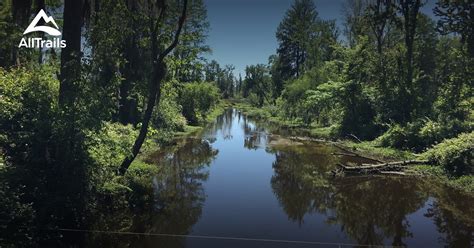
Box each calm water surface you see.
[68,109,474,247]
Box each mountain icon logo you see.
[23,9,61,36]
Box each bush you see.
[0,66,58,169]
[376,119,471,152]
[179,82,220,125]
[124,160,159,192]
[376,123,420,150]
[87,122,161,194]
[87,122,138,190]
[153,81,187,132]
[423,132,474,176]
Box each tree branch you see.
[160,0,188,59]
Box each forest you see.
[0,0,472,247]
[237,0,472,186]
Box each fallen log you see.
[334,160,430,176]
[379,171,407,176]
[332,144,384,163]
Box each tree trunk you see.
[59,0,84,107]
[119,0,188,175]
[399,0,421,122]
[119,62,165,175]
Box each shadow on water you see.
[1,109,473,247]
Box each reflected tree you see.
[425,185,474,248]
[242,116,268,150]
[270,144,337,223]
[270,143,430,246]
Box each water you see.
[13,109,474,247]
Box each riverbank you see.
[173,100,232,138]
[134,100,231,164]
[230,100,474,194]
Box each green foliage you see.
[124,160,159,193]
[179,82,220,125]
[434,0,474,57]
[0,178,35,246]
[275,0,318,78]
[376,119,471,152]
[423,132,474,176]
[87,122,162,194]
[242,64,271,107]
[154,80,187,132]
[0,66,58,167]
[0,1,17,67]
[171,0,210,82]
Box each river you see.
[63,109,473,247]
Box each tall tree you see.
[366,0,396,54]
[244,64,271,107]
[59,0,84,108]
[342,0,366,47]
[11,0,32,65]
[120,0,188,174]
[398,0,423,121]
[172,0,210,82]
[276,0,318,79]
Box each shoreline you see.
[230,100,474,194]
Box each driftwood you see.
[333,160,429,176]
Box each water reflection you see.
[426,186,474,247]
[2,109,474,247]
[241,109,473,247]
[270,144,337,224]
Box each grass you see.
[342,141,416,161]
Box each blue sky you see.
[204,0,437,76]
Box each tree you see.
[59,0,84,108]
[204,59,220,82]
[365,0,397,54]
[119,0,188,174]
[276,0,318,79]
[217,65,235,98]
[434,0,474,58]
[243,64,271,107]
[342,0,366,47]
[172,0,210,82]
[399,0,423,82]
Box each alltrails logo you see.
[18,9,66,49]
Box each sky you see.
[204,0,438,77]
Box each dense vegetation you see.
[0,0,231,243]
[236,0,473,187]
[0,0,472,245]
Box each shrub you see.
[125,160,159,190]
[87,122,137,189]
[376,123,419,150]
[423,132,474,176]
[0,66,58,169]
[179,82,220,125]
[377,119,471,152]
[153,81,186,132]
